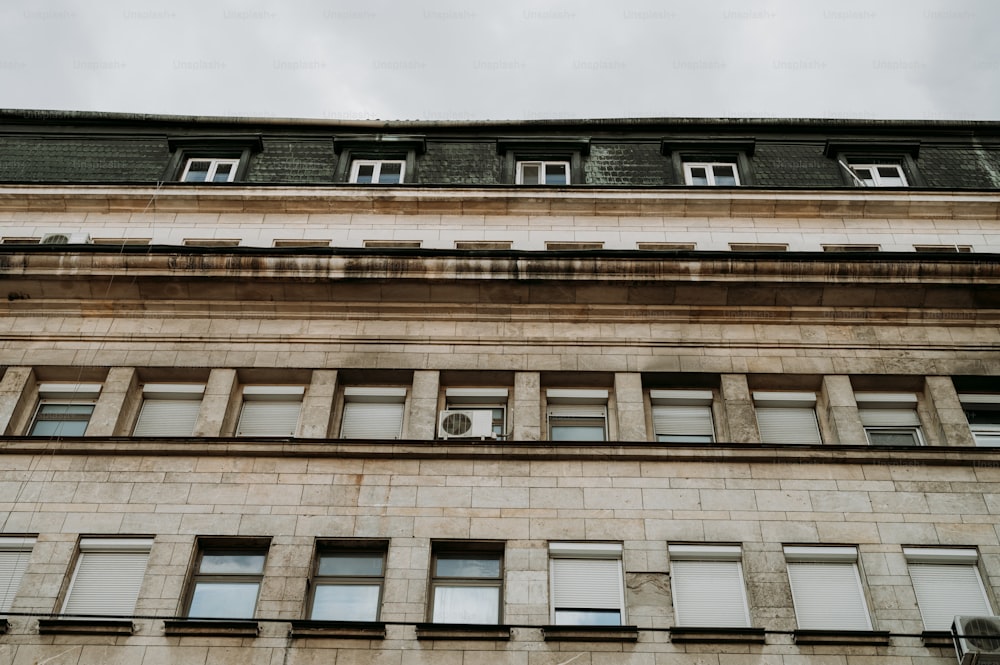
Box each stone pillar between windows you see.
[720,374,759,443]
[193,369,239,437]
[406,370,439,440]
[820,375,865,445]
[924,376,975,446]
[87,367,139,437]
[614,373,647,441]
[298,370,338,438]
[512,372,541,441]
[0,367,36,436]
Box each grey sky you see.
[2,0,998,121]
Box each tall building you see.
[0,110,999,665]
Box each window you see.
[784,546,872,631]
[349,160,405,184]
[549,542,624,626]
[669,544,750,628]
[650,390,714,443]
[546,389,608,441]
[516,161,570,185]
[959,395,1000,447]
[430,544,504,624]
[905,548,992,631]
[753,392,822,445]
[848,162,907,187]
[684,162,739,186]
[187,542,268,619]
[856,392,923,445]
[309,546,385,622]
[444,388,508,439]
[62,538,152,616]
[0,537,35,612]
[132,384,204,437]
[180,158,240,183]
[340,387,407,439]
[29,383,102,437]
[914,245,972,253]
[236,386,304,437]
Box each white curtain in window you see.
[432,586,499,624]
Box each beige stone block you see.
[0,366,35,436]
[193,368,239,437]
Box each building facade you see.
[0,110,998,664]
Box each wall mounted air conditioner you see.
[438,410,496,440]
[954,616,1000,665]
[40,232,92,244]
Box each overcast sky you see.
[2,0,998,122]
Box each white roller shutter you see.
[908,563,991,630]
[786,561,872,630]
[341,402,404,439]
[0,538,34,612]
[671,559,750,627]
[547,405,607,419]
[551,557,623,611]
[756,407,822,444]
[652,405,714,439]
[62,539,152,615]
[237,401,302,437]
[133,399,201,436]
[859,408,921,427]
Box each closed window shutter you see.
[909,564,991,630]
[548,405,607,419]
[756,407,821,444]
[63,550,150,615]
[859,408,920,427]
[0,550,32,612]
[133,399,201,436]
[237,401,302,436]
[671,560,750,627]
[341,402,404,439]
[551,558,622,610]
[786,562,872,630]
[653,405,714,438]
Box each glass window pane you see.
[657,434,714,443]
[39,404,95,416]
[521,164,539,185]
[212,163,234,182]
[188,582,260,618]
[199,553,266,574]
[311,584,380,621]
[713,164,737,185]
[966,409,1000,425]
[30,419,89,436]
[551,422,606,441]
[435,557,500,578]
[867,430,920,445]
[318,554,383,577]
[432,586,499,624]
[184,161,210,182]
[355,164,374,184]
[555,609,621,626]
[378,163,402,184]
[688,167,708,185]
[545,163,568,185]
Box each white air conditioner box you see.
[41,232,92,244]
[438,410,496,440]
[954,616,1000,665]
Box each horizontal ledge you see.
[289,620,386,639]
[793,629,891,645]
[37,618,134,635]
[414,623,512,640]
[669,626,767,643]
[542,625,640,642]
[162,619,260,637]
[921,630,954,647]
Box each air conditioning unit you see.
[40,232,92,244]
[438,410,496,440]
[954,616,1000,665]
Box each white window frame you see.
[0,536,35,612]
[132,384,205,437]
[340,387,407,439]
[445,388,509,440]
[669,544,751,627]
[62,538,153,616]
[546,389,609,441]
[856,392,923,446]
[848,162,908,187]
[236,386,305,437]
[29,383,102,437]
[516,160,571,185]
[904,547,993,631]
[683,162,740,186]
[784,546,873,631]
[349,159,406,184]
[753,391,822,445]
[180,158,240,183]
[959,394,1000,447]
[650,390,715,443]
[549,542,625,626]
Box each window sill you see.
[163,619,260,637]
[920,630,954,647]
[793,629,890,645]
[289,620,385,639]
[37,618,134,635]
[542,625,639,642]
[669,626,766,643]
[415,623,511,640]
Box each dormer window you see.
[683,162,740,186]
[333,136,426,185]
[847,162,907,187]
[824,140,922,187]
[498,138,590,185]
[165,136,262,183]
[661,138,755,187]
[516,160,570,185]
[180,158,240,183]
[349,159,405,184]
